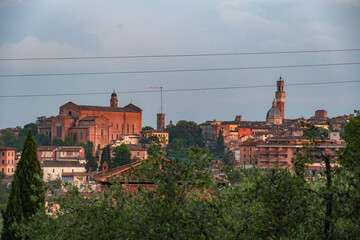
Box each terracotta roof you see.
[78,104,141,113]
[61,171,88,177]
[59,146,83,152]
[93,160,144,182]
[124,103,142,112]
[80,116,99,121]
[127,145,147,151]
[1,176,13,184]
[42,160,85,167]
[38,146,58,151]
[0,146,16,150]
[239,140,263,146]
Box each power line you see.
[0,62,359,78]
[1,80,359,98]
[0,48,360,61]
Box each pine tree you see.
[2,131,45,240]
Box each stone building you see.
[266,77,285,125]
[0,146,16,175]
[266,99,283,125]
[38,92,142,151]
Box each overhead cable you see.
[0,62,359,78]
[1,80,359,98]
[0,48,359,61]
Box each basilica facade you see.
[38,92,142,150]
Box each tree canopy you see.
[112,144,132,168]
[2,131,45,240]
[7,112,360,239]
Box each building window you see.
[1,152,4,156]
[117,134,118,139]
[127,124,129,134]
[8,160,9,164]
[8,152,10,156]
[112,134,113,140]
[1,168,3,172]
[57,123,62,137]
[1,160,4,164]
[101,129,104,138]
[8,168,10,172]
[12,152,14,156]
[12,160,13,164]
[62,169,64,172]
[81,131,83,139]
[69,111,72,116]
[137,151,140,156]
[116,123,118,130]
[12,168,13,172]
[53,169,55,173]
[132,124,134,133]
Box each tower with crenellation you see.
[275,76,285,119]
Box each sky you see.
[0,0,359,129]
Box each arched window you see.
[69,111,72,116]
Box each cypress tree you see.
[100,145,111,170]
[2,131,45,240]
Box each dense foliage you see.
[2,131,45,240]
[7,113,360,239]
[166,120,205,159]
[112,144,132,167]
[0,123,51,151]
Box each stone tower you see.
[157,113,165,131]
[275,76,285,119]
[110,90,118,107]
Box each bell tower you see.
[110,90,118,107]
[275,76,285,119]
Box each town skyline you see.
[0,0,359,129]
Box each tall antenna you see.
[150,86,163,114]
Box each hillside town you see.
[0,77,353,189]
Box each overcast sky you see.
[0,0,359,129]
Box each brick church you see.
[38,92,142,150]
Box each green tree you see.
[36,133,51,146]
[36,116,46,124]
[19,123,38,137]
[167,120,205,148]
[2,131,45,240]
[84,141,98,172]
[52,135,77,146]
[142,126,154,131]
[112,144,132,168]
[333,111,360,238]
[215,129,225,156]
[99,145,111,170]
